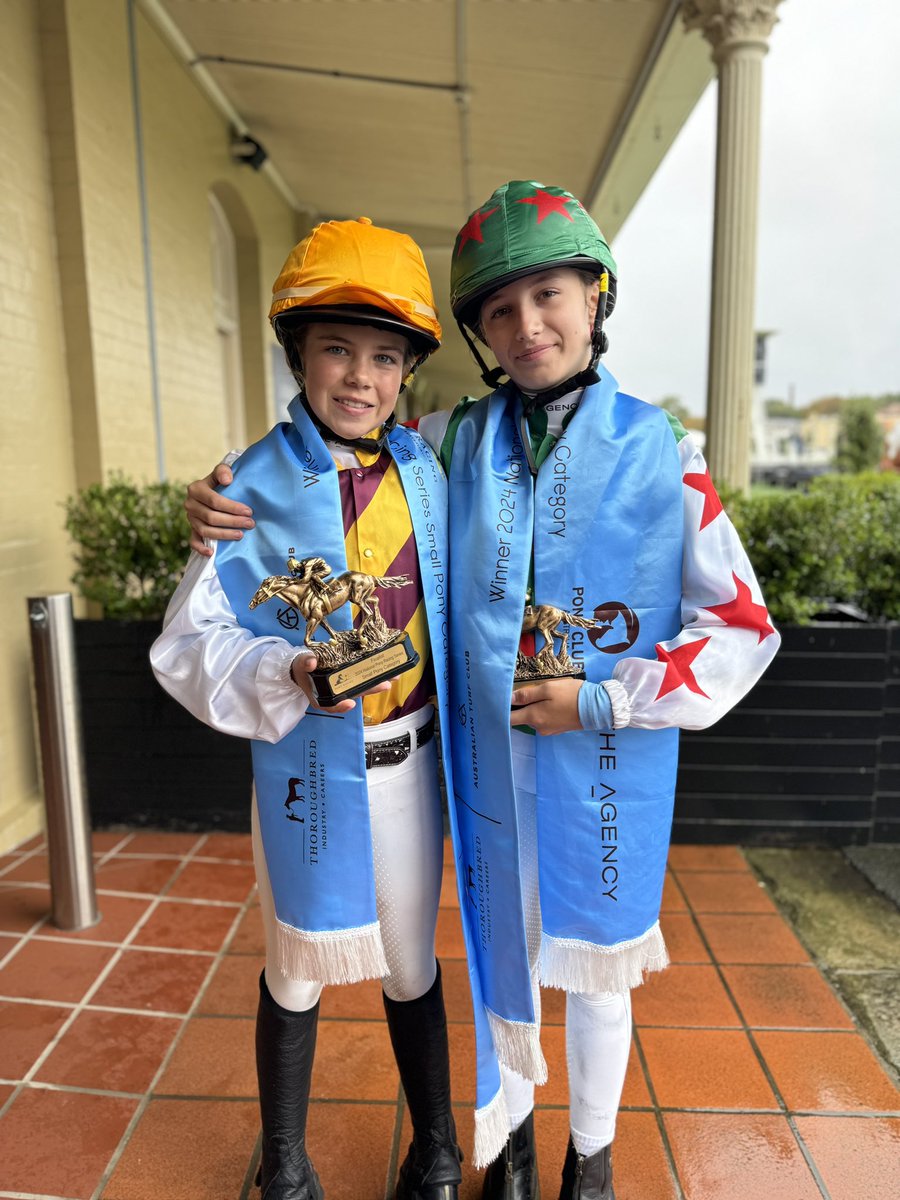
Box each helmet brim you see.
[274,305,439,356]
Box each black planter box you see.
[674,623,900,846]
[74,620,900,844]
[74,620,253,831]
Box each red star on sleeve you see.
[516,188,575,224]
[456,206,499,255]
[684,467,724,530]
[703,572,775,643]
[654,637,711,701]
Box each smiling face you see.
[478,268,600,392]
[299,322,411,439]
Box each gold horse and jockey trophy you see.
[250,552,418,706]
[513,604,598,706]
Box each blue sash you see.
[448,371,683,1078]
[217,397,509,1165]
[216,398,440,980]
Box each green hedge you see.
[64,474,190,620]
[724,472,900,624]
[65,471,900,625]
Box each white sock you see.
[500,1063,535,1132]
[566,990,631,1155]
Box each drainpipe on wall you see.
[126,0,166,481]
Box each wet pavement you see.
[747,845,900,1077]
[0,832,898,1199]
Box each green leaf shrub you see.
[835,398,883,473]
[63,471,899,626]
[64,474,190,620]
[723,473,900,624]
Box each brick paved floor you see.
[1,833,898,1199]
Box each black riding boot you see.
[557,1139,614,1200]
[255,971,323,1200]
[481,1111,538,1200]
[383,962,463,1200]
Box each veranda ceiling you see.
[150,0,714,398]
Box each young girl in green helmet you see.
[185,181,779,1200]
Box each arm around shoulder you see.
[185,454,255,555]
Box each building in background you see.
[1,0,784,850]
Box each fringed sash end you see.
[473,1085,511,1169]
[539,922,669,994]
[485,1006,547,1084]
[277,918,388,985]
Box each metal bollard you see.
[27,594,98,930]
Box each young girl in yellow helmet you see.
[184,183,780,1200]
[153,217,473,1200]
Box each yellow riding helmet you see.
[269,217,441,357]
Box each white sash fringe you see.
[473,1084,511,1169]
[277,918,389,985]
[538,921,669,994]
[485,1006,548,1085]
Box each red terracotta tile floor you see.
[1,834,898,1199]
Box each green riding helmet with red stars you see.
[450,180,618,393]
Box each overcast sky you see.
[609,0,900,415]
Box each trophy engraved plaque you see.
[250,552,419,706]
[512,604,597,706]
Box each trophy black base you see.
[511,667,586,710]
[309,634,419,707]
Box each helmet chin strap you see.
[301,392,396,455]
[519,364,599,417]
[456,321,506,390]
[457,301,609,417]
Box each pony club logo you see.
[588,601,640,655]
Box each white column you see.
[683,0,782,489]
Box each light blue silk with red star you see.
[447,371,685,1068]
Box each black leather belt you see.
[365,712,435,770]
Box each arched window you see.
[209,192,246,448]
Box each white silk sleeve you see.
[413,408,453,455]
[611,433,781,731]
[150,546,313,743]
